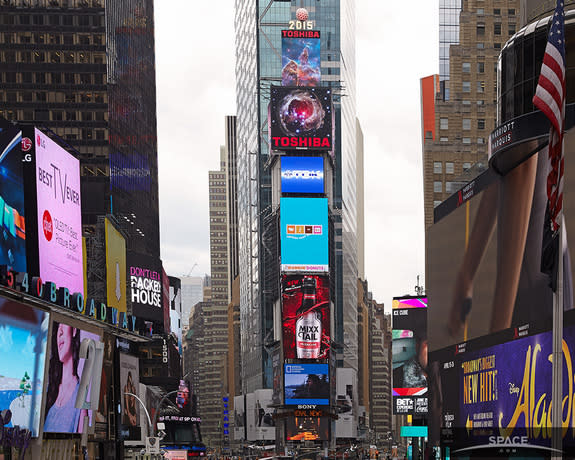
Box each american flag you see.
[533,0,566,291]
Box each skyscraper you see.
[422,1,519,229]
[0,0,159,255]
[234,0,359,395]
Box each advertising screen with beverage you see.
[280,197,328,272]
[43,320,100,433]
[105,217,127,313]
[127,251,163,324]
[284,363,329,406]
[428,310,575,455]
[392,296,427,415]
[0,299,49,437]
[0,124,26,272]
[428,129,575,353]
[281,156,324,194]
[35,128,83,295]
[281,30,321,87]
[269,86,333,152]
[285,414,329,441]
[282,274,330,359]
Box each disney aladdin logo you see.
[499,340,575,439]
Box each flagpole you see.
[551,149,564,459]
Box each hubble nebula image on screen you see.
[281,30,321,87]
[270,86,333,151]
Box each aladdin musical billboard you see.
[280,197,328,273]
[0,300,49,437]
[0,124,26,272]
[281,29,321,87]
[282,274,330,359]
[35,128,83,295]
[428,311,575,456]
[392,296,428,415]
[269,86,333,152]
[281,156,324,194]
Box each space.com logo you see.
[286,225,322,236]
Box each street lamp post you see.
[124,391,153,437]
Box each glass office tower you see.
[234,0,359,393]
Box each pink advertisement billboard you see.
[35,128,83,294]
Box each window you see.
[434,162,442,174]
[477,22,485,36]
[508,8,516,15]
[440,118,448,130]
[79,35,90,45]
[462,100,471,105]
[494,8,501,15]
[462,119,471,130]
[446,162,454,174]
[509,24,516,35]
[463,162,472,171]
[446,182,455,193]
[477,62,485,73]
[51,73,61,84]
[434,181,442,193]
[462,81,471,92]
[66,111,77,121]
[51,52,62,63]
[463,137,472,144]
[478,119,485,130]
[63,34,74,44]
[477,43,484,49]
[63,16,73,26]
[477,8,484,14]
[36,92,46,102]
[434,200,442,208]
[462,62,471,73]
[477,100,485,106]
[440,137,448,142]
[494,43,501,49]
[65,52,75,63]
[21,72,32,83]
[477,137,485,144]
[477,81,485,93]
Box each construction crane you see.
[185,263,198,277]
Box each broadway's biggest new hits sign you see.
[429,312,575,455]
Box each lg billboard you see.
[34,128,83,294]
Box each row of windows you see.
[439,136,485,144]
[2,108,106,124]
[0,13,104,28]
[3,0,102,8]
[440,118,486,129]
[2,50,105,64]
[477,22,516,37]
[0,32,104,46]
[1,90,104,103]
[462,81,485,93]
[477,8,515,16]
[434,161,471,174]
[434,181,458,194]
[1,71,105,85]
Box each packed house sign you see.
[128,252,163,323]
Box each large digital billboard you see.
[285,415,329,441]
[119,353,140,429]
[280,197,328,272]
[105,218,127,313]
[44,320,100,433]
[428,125,575,353]
[284,363,329,406]
[428,312,575,456]
[282,274,330,359]
[281,156,324,194]
[0,299,49,437]
[281,30,321,87]
[128,251,163,324]
[269,86,333,152]
[0,124,26,272]
[35,128,83,295]
[392,296,428,415]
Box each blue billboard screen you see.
[284,363,329,406]
[281,156,324,194]
[280,197,328,273]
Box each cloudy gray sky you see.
[155,2,438,310]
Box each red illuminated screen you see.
[285,415,329,441]
[282,275,330,360]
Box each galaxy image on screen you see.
[270,86,333,151]
[281,31,321,87]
